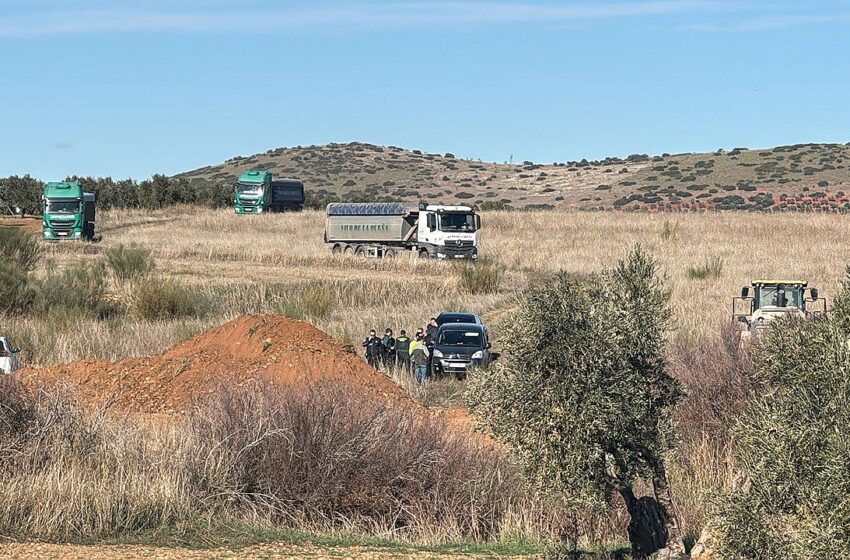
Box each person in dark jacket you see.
[381,328,396,369]
[395,330,411,372]
[362,329,382,369]
[425,318,438,349]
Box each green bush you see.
[455,257,503,294]
[132,276,205,320]
[0,227,41,273]
[468,248,684,556]
[715,269,850,558]
[32,261,106,318]
[105,243,155,285]
[686,257,723,280]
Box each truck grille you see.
[51,221,74,235]
[450,240,474,248]
[240,199,258,208]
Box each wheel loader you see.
[732,280,826,343]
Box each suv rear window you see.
[438,314,476,324]
[437,329,483,347]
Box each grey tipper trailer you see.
[324,202,480,260]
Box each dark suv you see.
[430,323,491,379]
[436,312,482,326]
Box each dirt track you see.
[0,216,41,235]
[0,543,535,559]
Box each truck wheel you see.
[331,244,343,255]
[343,245,353,256]
[354,246,367,257]
[418,249,430,260]
[383,249,397,260]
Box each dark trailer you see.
[268,179,305,211]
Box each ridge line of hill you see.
[177,141,850,212]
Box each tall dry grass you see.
[0,377,563,544]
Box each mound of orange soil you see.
[20,315,412,414]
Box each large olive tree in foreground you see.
[715,270,850,559]
[468,248,684,557]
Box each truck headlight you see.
[432,349,443,358]
[471,351,484,360]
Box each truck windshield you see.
[440,213,476,232]
[758,286,803,309]
[236,183,262,194]
[438,329,483,347]
[46,200,79,213]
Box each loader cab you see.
[752,282,806,311]
[732,280,826,337]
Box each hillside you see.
[177,141,850,211]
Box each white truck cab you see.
[416,204,480,260]
[0,338,20,374]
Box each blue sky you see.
[2,0,849,179]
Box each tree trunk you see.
[652,461,685,554]
[617,486,668,558]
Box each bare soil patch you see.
[20,314,413,414]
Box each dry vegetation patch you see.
[5,207,850,553]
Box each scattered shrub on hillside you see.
[686,257,724,280]
[132,276,205,320]
[105,243,155,285]
[468,248,685,557]
[477,200,513,211]
[455,257,503,295]
[0,227,41,272]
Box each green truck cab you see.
[234,170,304,214]
[42,181,96,241]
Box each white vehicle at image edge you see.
[0,337,21,374]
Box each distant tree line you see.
[1,174,524,216]
[0,174,366,215]
[0,174,236,215]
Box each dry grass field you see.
[5,207,850,557]
[14,207,850,365]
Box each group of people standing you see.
[362,318,439,384]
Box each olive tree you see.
[468,248,684,557]
[715,269,850,559]
[0,175,42,216]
